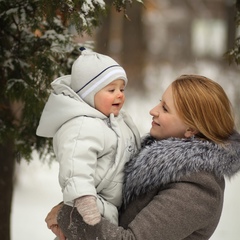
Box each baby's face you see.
[94,79,125,117]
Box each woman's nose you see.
[149,105,158,116]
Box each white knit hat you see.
[71,47,128,107]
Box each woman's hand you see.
[45,203,66,240]
[49,224,66,240]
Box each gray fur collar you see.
[123,132,240,206]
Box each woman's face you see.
[149,85,190,140]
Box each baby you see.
[36,48,140,227]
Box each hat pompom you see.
[79,46,86,51]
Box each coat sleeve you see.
[77,172,224,240]
[54,117,105,205]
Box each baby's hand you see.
[75,195,101,225]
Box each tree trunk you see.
[121,3,147,91]
[95,0,112,54]
[0,140,15,240]
[225,0,236,50]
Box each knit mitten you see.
[75,195,101,226]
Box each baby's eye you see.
[108,89,115,92]
[120,88,125,92]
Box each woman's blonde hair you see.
[171,74,235,144]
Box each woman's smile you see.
[152,120,160,126]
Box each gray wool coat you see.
[58,131,240,240]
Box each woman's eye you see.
[162,105,168,112]
[159,100,168,112]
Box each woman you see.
[46,74,240,240]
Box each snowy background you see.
[11,62,240,240]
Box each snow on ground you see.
[11,158,62,240]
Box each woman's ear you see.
[184,128,199,138]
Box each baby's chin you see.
[113,112,120,117]
[111,109,121,117]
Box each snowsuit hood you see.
[36,75,107,137]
